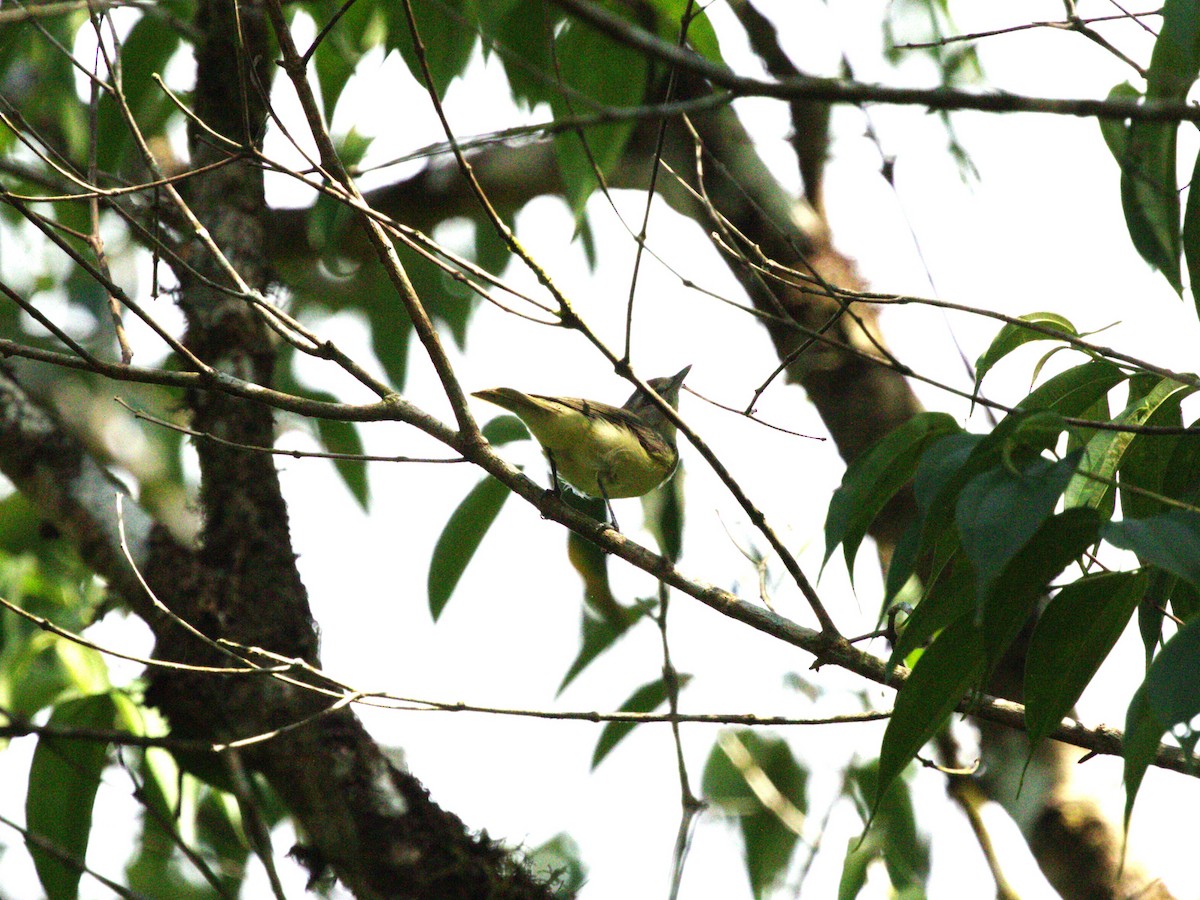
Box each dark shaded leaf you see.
[824,413,961,580]
[875,617,985,820]
[957,454,1079,605]
[557,602,649,695]
[1018,359,1127,417]
[1026,571,1149,746]
[1104,510,1200,589]
[428,476,511,619]
[386,0,476,96]
[592,675,691,768]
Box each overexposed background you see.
[3,1,1200,897]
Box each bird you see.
[472,366,691,528]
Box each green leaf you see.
[1025,571,1149,746]
[562,491,624,619]
[482,413,531,445]
[875,617,985,821]
[702,730,807,899]
[844,762,930,897]
[1065,377,1195,510]
[1145,615,1200,725]
[979,507,1104,666]
[315,415,368,510]
[557,602,648,695]
[487,0,559,109]
[1147,0,1200,100]
[973,312,1080,397]
[1099,82,1141,161]
[956,453,1079,606]
[95,16,180,173]
[27,693,119,900]
[551,16,649,216]
[1117,385,1187,519]
[1126,582,1200,831]
[428,476,511,619]
[642,463,685,561]
[310,0,380,121]
[386,0,476,96]
[591,675,691,769]
[649,0,723,63]
[1184,148,1200,318]
[1018,359,1127,418]
[1123,682,1167,830]
[888,546,973,672]
[1119,120,1183,292]
[1104,509,1200,589]
[824,412,961,580]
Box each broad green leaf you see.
[1110,0,1200,295]
[386,0,476,96]
[1185,147,1200,318]
[844,762,930,897]
[978,507,1104,666]
[1104,509,1200,589]
[1160,413,1200,505]
[1145,615,1200,726]
[1098,82,1141,161]
[557,602,648,695]
[562,491,623,620]
[315,416,368,510]
[551,17,649,216]
[1018,359,1127,418]
[487,0,559,109]
[875,617,985,821]
[95,16,180,174]
[482,414,531,445]
[702,730,807,899]
[1123,683,1167,830]
[973,312,1079,397]
[650,0,723,63]
[888,546,973,672]
[1147,0,1200,100]
[310,0,381,121]
[591,675,691,768]
[824,412,961,580]
[1126,599,1200,827]
[642,465,685,561]
[957,454,1079,606]
[1065,378,1195,510]
[428,476,511,619]
[27,693,119,900]
[1025,571,1149,746]
[1118,384,1187,519]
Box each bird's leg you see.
[597,476,619,532]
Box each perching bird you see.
[472,366,691,527]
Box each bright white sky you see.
[4,1,1200,898]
